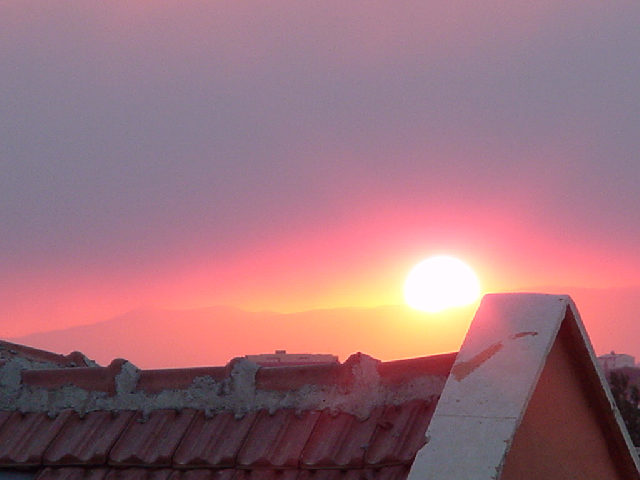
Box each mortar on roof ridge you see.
[347,353,381,387]
[0,355,87,399]
[2,353,447,418]
[115,361,140,394]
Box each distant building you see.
[598,351,636,372]
[245,349,339,366]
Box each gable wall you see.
[500,321,625,479]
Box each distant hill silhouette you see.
[9,287,640,369]
[9,304,475,368]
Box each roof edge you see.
[562,297,640,477]
[409,293,640,480]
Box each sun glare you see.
[404,255,481,313]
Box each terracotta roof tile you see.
[109,410,197,466]
[173,410,258,467]
[44,411,136,465]
[103,469,176,480]
[0,410,73,466]
[37,467,414,480]
[0,411,12,432]
[37,468,109,480]
[377,353,456,386]
[364,400,435,465]
[300,407,384,468]
[255,364,341,391]
[22,360,128,395]
[298,467,410,480]
[137,368,229,394]
[237,409,321,468]
[179,471,235,480]
[236,471,299,480]
[297,470,345,480]
[37,468,411,480]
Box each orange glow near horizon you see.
[4,205,640,347]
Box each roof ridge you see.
[22,359,128,395]
[1,349,452,418]
[0,340,94,368]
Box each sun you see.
[404,255,481,312]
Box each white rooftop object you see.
[408,293,640,480]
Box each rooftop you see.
[1,293,639,480]
[0,340,455,479]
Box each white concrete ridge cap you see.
[408,293,640,480]
[436,293,568,419]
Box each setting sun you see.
[404,255,481,312]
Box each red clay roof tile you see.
[234,470,299,480]
[0,411,12,432]
[103,469,176,480]
[173,410,258,467]
[298,466,410,480]
[137,367,229,394]
[37,468,412,480]
[377,353,457,386]
[179,470,235,480]
[300,407,384,468]
[22,360,128,395]
[44,411,135,465]
[109,409,196,467]
[364,400,435,465]
[297,470,345,480]
[0,410,73,466]
[255,364,341,391]
[237,409,321,468]
[37,467,109,480]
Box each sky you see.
[2,2,640,348]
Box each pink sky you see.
[2,2,640,360]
